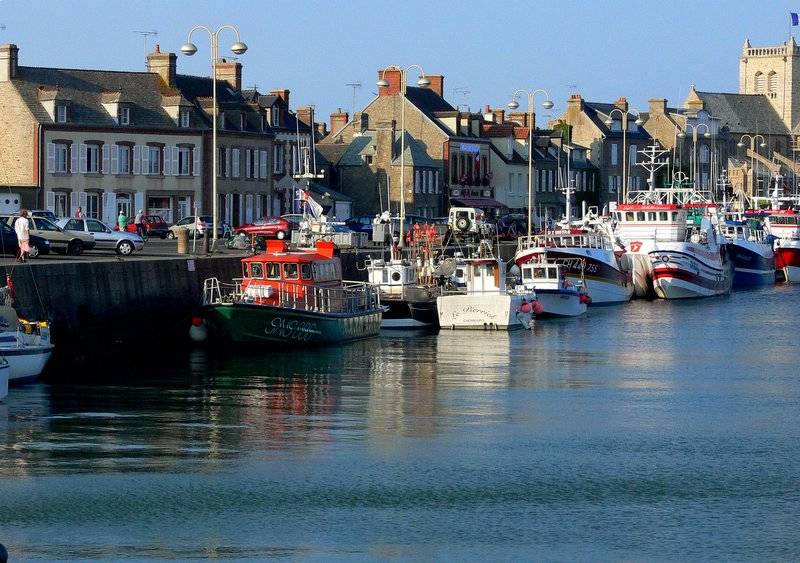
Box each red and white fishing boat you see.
[765,209,800,282]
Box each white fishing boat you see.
[519,258,589,317]
[365,255,438,328]
[437,250,539,330]
[0,307,54,382]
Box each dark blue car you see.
[0,221,50,258]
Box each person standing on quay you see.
[118,209,127,232]
[134,209,146,239]
[15,209,30,263]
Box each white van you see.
[0,193,21,215]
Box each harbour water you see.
[2,286,800,560]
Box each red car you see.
[235,216,296,240]
[124,215,170,239]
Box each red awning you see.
[451,197,508,209]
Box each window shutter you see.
[78,191,88,215]
[111,145,119,174]
[71,144,78,173]
[103,192,116,224]
[245,194,253,223]
[46,191,55,213]
[193,147,200,177]
[225,193,233,225]
[47,143,55,173]
[79,143,87,173]
[255,193,261,219]
[134,192,144,214]
[102,144,110,174]
[225,148,231,178]
[70,191,79,217]
[133,145,141,174]
[163,147,170,175]
[260,151,268,181]
[232,148,240,178]
[142,146,150,175]
[245,149,251,179]
[172,146,179,175]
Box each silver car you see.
[57,218,145,255]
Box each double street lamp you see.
[181,25,248,245]
[377,65,430,248]
[507,89,554,238]
[737,134,767,196]
[604,108,643,202]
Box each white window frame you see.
[177,147,191,176]
[54,143,68,173]
[55,104,67,123]
[86,144,101,174]
[180,109,190,128]
[118,145,131,174]
[611,143,619,166]
[147,146,161,175]
[119,107,130,125]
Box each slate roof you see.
[405,86,456,120]
[390,131,439,167]
[12,66,198,129]
[175,75,267,133]
[583,101,652,140]
[240,88,312,134]
[692,90,790,135]
[336,135,375,166]
[316,143,350,167]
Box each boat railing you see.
[517,233,610,253]
[204,277,381,315]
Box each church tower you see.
[739,37,800,132]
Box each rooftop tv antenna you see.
[452,86,470,111]
[133,30,158,69]
[346,81,362,119]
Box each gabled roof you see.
[691,90,790,135]
[404,86,456,120]
[12,66,195,128]
[175,75,267,133]
[391,131,438,167]
[316,143,350,167]
[337,135,375,166]
[583,101,652,140]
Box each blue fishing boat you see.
[720,217,776,288]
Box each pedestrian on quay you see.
[134,208,146,238]
[75,206,84,219]
[15,209,30,263]
[117,209,127,232]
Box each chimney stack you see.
[508,112,529,127]
[567,94,584,111]
[216,59,242,92]
[270,89,290,106]
[492,108,505,124]
[316,122,328,138]
[146,44,177,88]
[614,96,629,112]
[648,98,667,115]
[0,44,18,82]
[330,108,349,136]
[377,68,402,96]
[296,106,314,127]
[427,74,444,97]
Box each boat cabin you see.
[460,258,506,293]
[365,258,417,297]
[766,210,800,239]
[721,220,767,244]
[520,261,579,292]
[613,204,688,242]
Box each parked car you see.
[167,215,225,239]
[124,215,170,239]
[57,217,144,255]
[0,221,50,258]
[495,213,528,240]
[235,216,296,240]
[1,214,94,255]
[30,209,59,223]
[280,214,304,228]
[344,215,375,234]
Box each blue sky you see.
[0,0,794,123]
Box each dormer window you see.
[119,106,131,126]
[272,107,280,127]
[180,109,190,128]
[56,104,67,123]
[240,113,246,131]
[219,111,225,130]
[260,115,265,132]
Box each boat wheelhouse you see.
[365,256,439,328]
[196,240,383,344]
[719,216,775,287]
[765,210,800,282]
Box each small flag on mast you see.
[791,12,799,26]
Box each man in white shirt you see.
[15,209,30,262]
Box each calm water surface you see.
[2,286,800,560]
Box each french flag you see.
[792,12,799,26]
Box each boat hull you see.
[436,293,534,330]
[4,346,54,383]
[650,248,732,299]
[534,288,588,317]
[0,363,8,400]
[726,242,775,287]
[202,303,382,344]
[775,244,800,283]
[380,288,439,329]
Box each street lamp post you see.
[377,65,430,249]
[507,89,554,238]
[736,134,767,197]
[604,108,643,203]
[181,25,248,246]
[677,122,712,190]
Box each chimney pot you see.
[217,60,243,92]
[330,108,349,136]
[0,43,19,82]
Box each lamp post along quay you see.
[507,89,553,238]
[181,25,248,247]
[737,134,767,197]
[677,123,712,190]
[377,65,429,249]
[604,108,643,203]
